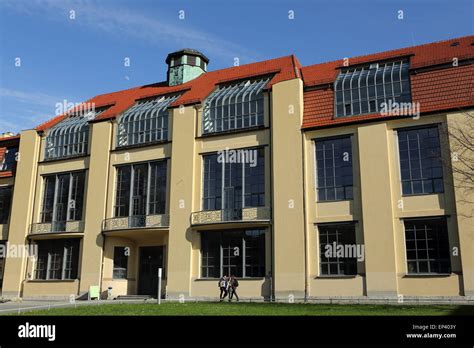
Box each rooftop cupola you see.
[166,49,209,86]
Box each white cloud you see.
[1,0,261,62]
[0,88,75,133]
[0,88,65,108]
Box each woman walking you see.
[228,275,239,302]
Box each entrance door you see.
[138,246,164,296]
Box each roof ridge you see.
[302,35,474,70]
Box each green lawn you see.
[20,302,474,316]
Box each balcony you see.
[30,220,84,234]
[191,207,271,226]
[103,214,170,231]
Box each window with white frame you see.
[202,148,265,212]
[315,136,353,201]
[40,172,86,229]
[202,78,269,134]
[201,229,265,278]
[114,160,167,220]
[404,218,450,274]
[45,108,108,160]
[334,60,411,117]
[318,223,357,276]
[34,239,80,280]
[117,94,180,147]
[113,247,128,279]
[397,125,444,195]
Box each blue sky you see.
[0,0,472,133]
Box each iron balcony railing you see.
[103,214,170,231]
[191,207,271,226]
[30,220,84,234]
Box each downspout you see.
[268,90,275,302]
[22,132,42,296]
[293,61,309,302]
[301,127,308,302]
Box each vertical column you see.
[79,121,112,294]
[2,130,40,298]
[166,106,195,298]
[358,123,398,297]
[446,112,474,297]
[271,78,306,299]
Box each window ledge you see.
[197,125,268,139]
[26,279,79,283]
[402,192,444,197]
[402,273,453,278]
[315,275,359,279]
[194,277,265,281]
[316,199,353,203]
[113,140,171,152]
[40,154,89,164]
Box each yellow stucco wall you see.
[303,113,465,298]
[1,76,471,301]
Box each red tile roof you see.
[36,55,301,131]
[302,35,474,129]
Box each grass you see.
[19,302,474,316]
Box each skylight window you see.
[202,77,269,134]
[334,60,411,118]
[45,107,108,160]
[117,94,180,147]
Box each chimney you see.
[166,49,209,86]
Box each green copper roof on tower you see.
[166,49,209,86]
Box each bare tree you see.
[440,109,474,217]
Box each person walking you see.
[218,275,228,302]
[228,275,239,302]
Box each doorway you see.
[138,246,164,296]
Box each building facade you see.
[1,36,473,301]
[0,133,20,293]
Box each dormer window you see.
[334,60,411,118]
[202,77,269,135]
[45,107,108,160]
[117,94,180,147]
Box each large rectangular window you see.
[113,247,128,279]
[34,239,80,280]
[202,148,265,211]
[335,60,411,118]
[315,136,353,201]
[404,218,450,274]
[318,223,357,276]
[114,160,167,217]
[397,126,444,195]
[40,172,86,227]
[201,229,265,278]
[202,78,269,134]
[0,186,13,224]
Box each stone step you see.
[115,295,154,300]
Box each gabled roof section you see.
[302,35,474,129]
[36,55,300,132]
[302,35,474,87]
